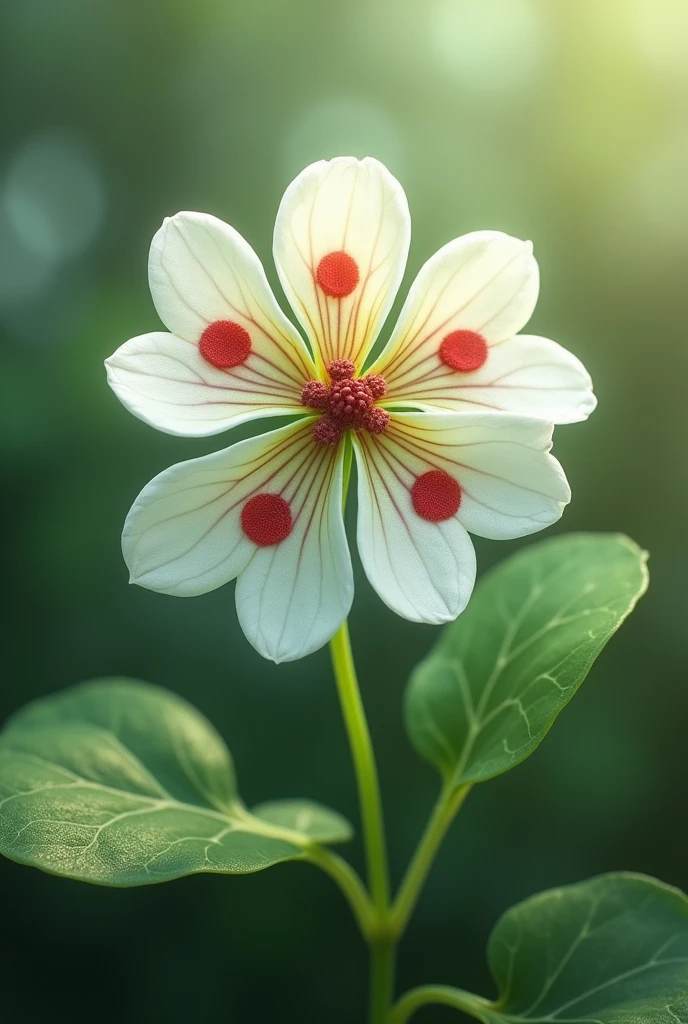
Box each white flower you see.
[106,157,594,663]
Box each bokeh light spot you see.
[0,205,54,309]
[630,0,688,81]
[282,97,405,179]
[430,0,545,94]
[1,131,106,264]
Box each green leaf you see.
[252,800,353,844]
[405,533,648,788]
[0,679,351,886]
[480,873,688,1023]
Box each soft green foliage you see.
[252,800,353,844]
[0,679,351,886]
[405,534,648,788]
[477,873,688,1023]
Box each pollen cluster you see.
[302,360,390,446]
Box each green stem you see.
[330,620,393,1023]
[391,783,471,935]
[369,939,396,1024]
[330,620,390,914]
[328,616,473,1022]
[390,985,492,1024]
[304,845,375,939]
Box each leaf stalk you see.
[390,782,472,936]
[389,985,492,1023]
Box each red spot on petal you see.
[439,330,488,372]
[241,493,292,546]
[411,470,461,522]
[199,320,252,369]
[316,251,359,298]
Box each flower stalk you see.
[329,621,390,916]
[330,620,394,1022]
[327,619,479,1022]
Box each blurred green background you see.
[1,0,687,1020]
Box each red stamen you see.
[313,416,344,447]
[199,320,252,368]
[329,378,374,422]
[301,380,330,410]
[303,369,391,446]
[411,470,461,522]
[241,493,293,546]
[363,408,390,434]
[327,359,356,380]
[439,330,488,372]
[364,374,387,399]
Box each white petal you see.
[106,331,311,437]
[107,212,317,437]
[122,419,352,662]
[235,443,353,663]
[371,412,570,544]
[370,230,539,398]
[382,334,596,424]
[353,433,477,624]
[273,157,410,372]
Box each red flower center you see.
[301,360,390,446]
[329,377,375,424]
